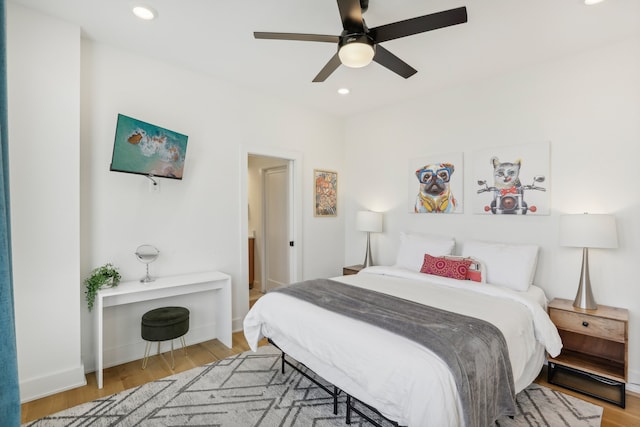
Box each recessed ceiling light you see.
[133,5,157,20]
[584,0,606,5]
[337,88,350,95]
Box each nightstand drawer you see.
[549,309,625,342]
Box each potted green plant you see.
[85,263,121,311]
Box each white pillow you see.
[394,232,455,271]
[461,240,539,291]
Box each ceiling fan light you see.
[338,42,375,68]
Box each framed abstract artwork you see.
[314,169,337,217]
[472,142,550,215]
[408,152,464,214]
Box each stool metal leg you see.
[170,339,175,369]
[180,336,187,355]
[142,341,152,369]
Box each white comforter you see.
[243,266,562,427]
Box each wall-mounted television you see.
[110,114,188,180]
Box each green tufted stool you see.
[141,306,189,369]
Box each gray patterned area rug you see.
[25,345,602,426]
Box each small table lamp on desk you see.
[559,213,618,310]
[356,211,383,268]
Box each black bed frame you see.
[269,339,401,427]
[345,394,400,427]
[273,339,341,415]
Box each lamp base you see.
[362,232,374,268]
[573,247,597,310]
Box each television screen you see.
[110,114,188,180]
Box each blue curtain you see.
[0,0,21,424]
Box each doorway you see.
[243,148,302,310]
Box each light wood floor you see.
[249,287,263,308]
[22,331,640,426]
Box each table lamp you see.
[356,211,383,268]
[559,213,618,310]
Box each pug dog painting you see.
[414,162,457,213]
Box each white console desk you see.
[94,271,232,389]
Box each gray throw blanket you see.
[272,279,516,427]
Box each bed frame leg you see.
[346,393,403,427]
[270,340,342,420]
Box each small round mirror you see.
[135,244,159,283]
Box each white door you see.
[264,165,290,291]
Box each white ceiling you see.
[10,0,640,117]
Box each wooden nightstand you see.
[547,298,628,407]
[343,264,364,275]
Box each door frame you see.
[240,146,302,305]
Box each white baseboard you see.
[83,321,223,373]
[20,363,86,403]
[108,322,221,369]
[627,368,640,393]
[232,316,244,334]
[627,383,640,394]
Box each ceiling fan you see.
[254,0,468,82]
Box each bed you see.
[243,235,563,427]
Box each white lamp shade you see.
[356,211,383,233]
[560,214,618,249]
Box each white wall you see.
[9,5,345,401]
[7,4,85,401]
[79,43,345,369]
[343,36,640,387]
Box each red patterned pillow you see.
[466,263,483,282]
[444,255,484,282]
[420,254,471,280]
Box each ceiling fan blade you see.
[254,32,339,43]
[337,0,364,32]
[373,45,417,79]
[369,6,467,43]
[313,53,342,82]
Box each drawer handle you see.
[582,321,589,327]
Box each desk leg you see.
[215,279,233,348]
[95,296,104,389]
